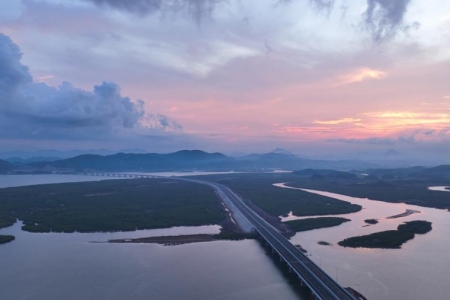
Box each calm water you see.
[275,183,450,300]
[0,175,307,300]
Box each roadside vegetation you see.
[338,220,432,249]
[0,179,225,233]
[284,217,351,232]
[198,173,362,217]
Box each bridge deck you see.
[217,184,356,300]
[83,173,356,300]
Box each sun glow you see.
[313,118,361,125]
[338,68,386,85]
[274,110,450,141]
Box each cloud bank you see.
[0,33,181,140]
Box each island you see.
[338,220,432,249]
[0,235,15,245]
[285,217,351,232]
[364,219,378,225]
[318,241,331,246]
[108,232,257,246]
[387,209,420,219]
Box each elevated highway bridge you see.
[83,172,358,300]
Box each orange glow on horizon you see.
[314,118,361,125]
[272,110,450,142]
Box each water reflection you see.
[0,176,308,300]
[274,182,450,300]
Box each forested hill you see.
[31,150,231,172]
[26,149,382,172]
[0,159,12,173]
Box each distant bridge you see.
[83,172,157,178]
[84,172,358,300]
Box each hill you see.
[0,159,12,174]
[31,150,230,172]
[26,149,379,172]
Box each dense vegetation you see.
[397,220,432,234]
[284,217,351,232]
[0,179,225,233]
[338,220,432,249]
[339,230,414,249]
[199,173,362,217]
[289,171,450,210]
[0,235,15,244]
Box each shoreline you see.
[107,232,257,246]
[108,234,216,246]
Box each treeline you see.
[0,179,225,233]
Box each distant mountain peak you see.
[270,148,295,156]
[382,149,402,156]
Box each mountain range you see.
[14,149,379,172]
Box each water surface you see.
[275,183,450,300]
[0,175,307,300]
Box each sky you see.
[0,0,449,160]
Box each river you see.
[0,175,307,300]
[275,183,450,300]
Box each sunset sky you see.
[1,0,449,159]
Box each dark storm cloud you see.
[364,0,412,41]
[0,33,181,140]
[277,0,412,41]
[0,34,31,97]
[86,0,228,23]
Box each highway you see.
[83,172,357,299]
[197,180,357,300]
